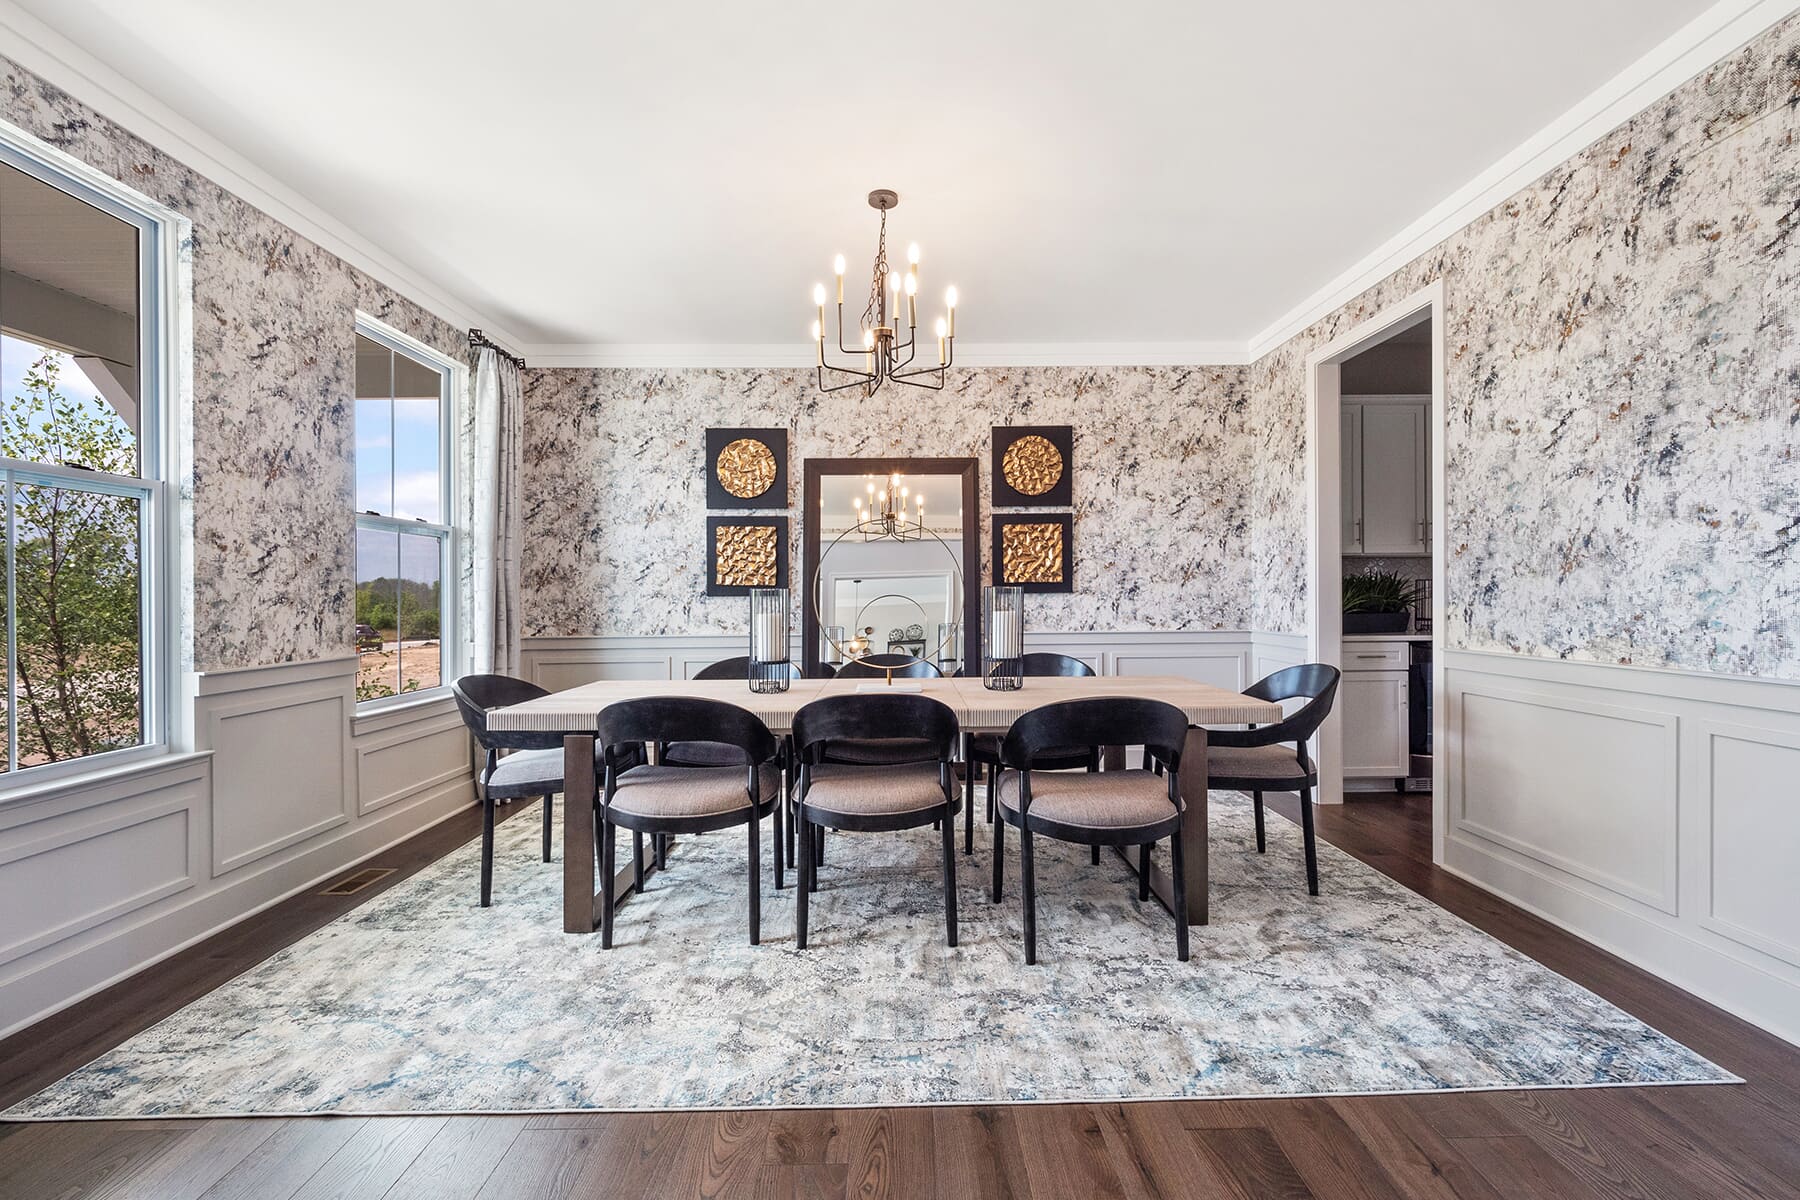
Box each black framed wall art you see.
[706,515,788,596]
[991,512,1074,593]
[991,424,1072,508]
[706,427,788,509]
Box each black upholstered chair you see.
[452,673,628,908]
[791,693,961,948]
[961,652,1100,855]
[994,697,1192,963]
[660,657,801,768]
[833,654,941,679]
[1205,664,1340,896]
[597,697,782,947]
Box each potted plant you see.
[1342,568,1422,634]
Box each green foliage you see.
[356,676,420,703]
[2,353,142,765]
[354,576,441,640]
[1342,568,1424,615]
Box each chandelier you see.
[851,472,927,542]
[810,189,958,396]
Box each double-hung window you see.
[353,320,453,706]
[0,143,166,779]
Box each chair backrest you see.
[692,655,801,682]
[452,673,560,751]
[598,697,778,768]
[1000,697,1188,771]
[1020,652,1096,677]
[1243,663,1342,744]
[791,694,959,764]
[835,654,941,679]
[805,660,839,679]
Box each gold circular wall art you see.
[1001,434,1065,497]
[716,437,778,499]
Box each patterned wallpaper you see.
[1,55,470,672]
[519,367,1252,637]
[1252,12,1800,679]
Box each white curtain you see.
[462,345,523,676]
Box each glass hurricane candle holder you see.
[749,588,790,693]
[983,585,1024,691]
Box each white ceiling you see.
[15,0,1721,354]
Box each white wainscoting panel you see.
[1442,649,1800,1047]
[1454,684,1678,914]
[1696,719,1800,969]
[0,658,474,1039]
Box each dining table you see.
[484,674,1284,935]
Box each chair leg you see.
[986,768,997,824]
[654,832,666,870]
[1170,825,1190,961]
[1253,789,1266,853]
[748,811,761,946]
[1138,843,1151,901]
[600,818,616,949]
[633,831,645,895]
[1090,844,1100,866]
[963,756,976,857]
[796,817,811,949]
[814,824,825,867]
[991,810,1005,903]
[772,800,784,891]
[479,792,495,908]
[1300,783,1319,896]
[1020,822,1038,965]
[542,792,554,863]
[940,806,958,947]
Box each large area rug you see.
[9,794,1732,1117]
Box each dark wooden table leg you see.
[563,733,599,934]
[1104,733,1208,926]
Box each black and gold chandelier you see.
[810,189,958,395]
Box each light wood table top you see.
[486,674,1281,734]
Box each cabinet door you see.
[1340,670,1409,776]
[1358,402,1426,554]
[1341,404,1363,553]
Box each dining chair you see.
[833,654,942,679]
[790,693,961,948]
[961,652,1100,856]
[1205,664,1341,896]
[596,697,782,947]
[660,656,800,767]
[994,697,1192,963]
[452,673,637,908]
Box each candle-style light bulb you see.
[944,285,958,336]
[812,283,826,306]
[904,272,918,326]
[907,242,921,266]
[863,328,874,349]
[812,320,823,364]
[833,254,845,302]
[935,316,947,363]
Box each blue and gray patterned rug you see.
[8,794,1733,1117]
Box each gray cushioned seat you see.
[997,769,1174,829]
[661,740,748,768]
[1206,743,1315,781]
[607,764,780,819]
[819,737,938,766]
[487,746,606,798]
[803,763,946,816]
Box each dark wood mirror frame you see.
[801,456,980,677]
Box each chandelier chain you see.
[860,208,889,331]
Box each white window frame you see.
[0,121,184,794]
[352,313,460,713]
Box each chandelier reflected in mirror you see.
[849,472,927,542]
[810,190,958,396]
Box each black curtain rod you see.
[468,328,527,370]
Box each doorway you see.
[1303,282,1447,862]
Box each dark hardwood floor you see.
[3,792,1797,1199]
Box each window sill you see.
[0,745,211,810]
[353,689,458,737]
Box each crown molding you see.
[518,341,1250,370]
[1243,0,1798,361]
[0,0,527,352]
